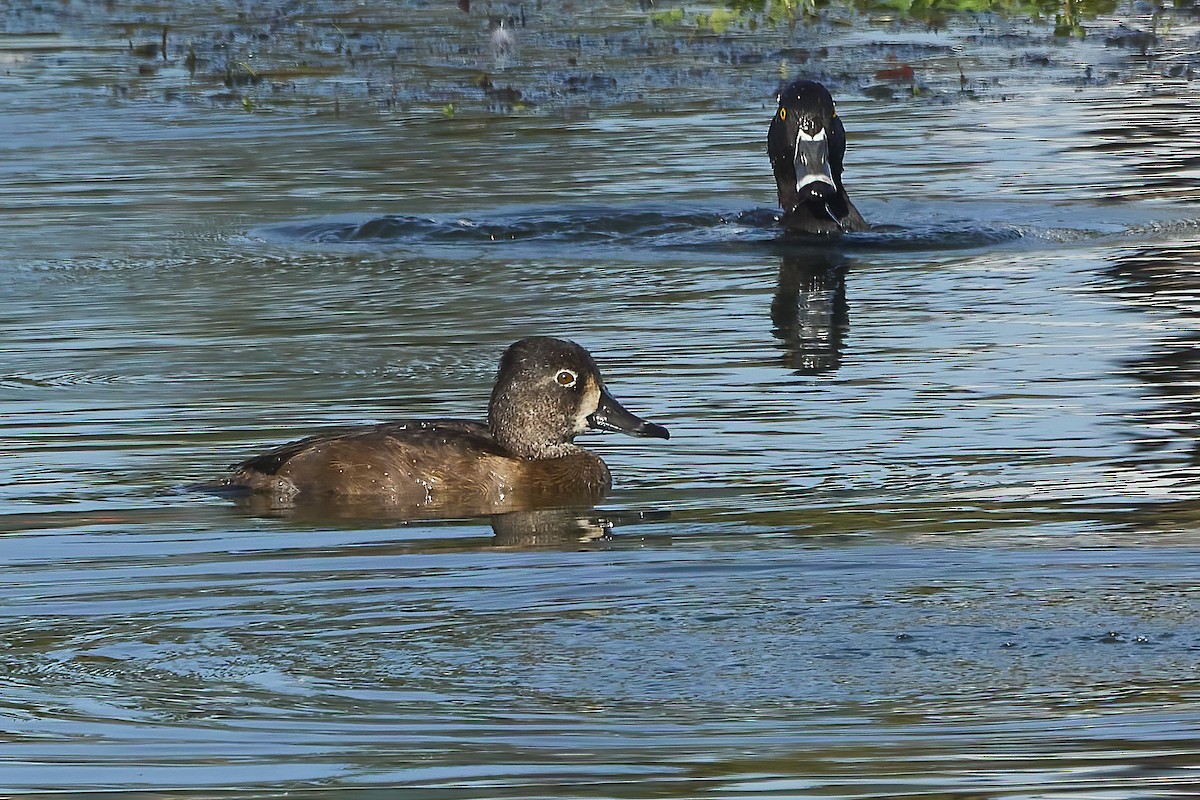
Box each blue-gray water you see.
[2,2,1199,796]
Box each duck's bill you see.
[793,134,837,204]
[587,388,670,440]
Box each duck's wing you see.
[231,418,497,476]
[231,425,363,475]
[836,193,869,232]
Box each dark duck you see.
[216,337,669,514]
[768,79,868,235]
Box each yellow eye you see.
[832,108,838,118]
[556,369,577,387]
[779,107,787,120]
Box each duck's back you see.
[227,419,611,511]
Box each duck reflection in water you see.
[230,497,667,548]
[1109,243,1200,469]
[1089,241,1200,532]
[206,337,669,527]
[771,250,850,375]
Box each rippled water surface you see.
[3,0,1200,796]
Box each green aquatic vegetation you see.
[656,0,809,29]
[649,0,1120,32]
[727,0,805,17]
[224,58,259,87]
[697,8,742,32]
[649,7,687,26]
[858,0,1120,24]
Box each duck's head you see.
[767,80,854,229]
[488,337,669,460]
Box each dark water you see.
[3,1,1200,796]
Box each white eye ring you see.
[555,369,578,387]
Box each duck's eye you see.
[779,107,787,120]
[555,369,578,387]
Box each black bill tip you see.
[587,388,670,440]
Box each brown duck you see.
[219,337,669,514]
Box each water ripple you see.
[252,206,1087,254]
